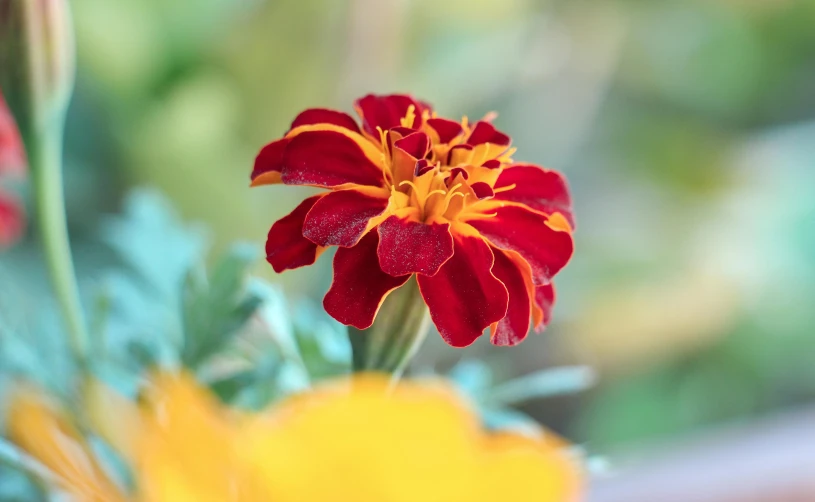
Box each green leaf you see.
[486,366,597,407]
[180,244,262,368]
[95,189,207,374]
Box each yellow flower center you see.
[380,108,516,225]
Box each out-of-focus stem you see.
[5,0,87,371]
[26,123,89,370]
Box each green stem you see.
[348,277,431,382]
[380,302,430,383]
[27,124,89,371]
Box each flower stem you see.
[348,277,431,382]
[380,303,430,383]
[27,123,89,370]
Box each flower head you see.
[252,94,574,347]
[9,374,582,502]
[0,91,26,248]
[0,0,75,137]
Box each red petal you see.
[251,138,287,186]
[466,205,574,286]
[447,144,473,165]
[251,110,367,187]
[470,182,494,200]
[282,130,385,188]
[448,167,469,181]
[426,118,463,144]
[290,108,361,134]
[387,126,417,141]
[377,216,454,277]
[393,131,430,159]
[467,121,511,146]
[490,249,532,346]
[391,131,430,185]
[265,195,325,273]
[494,164,574,227]
[417,231,509,347]
[354,94,429,136]
[415,159,433,177]
[323,232,410,329]
[0,191,24,248]
[302,188,389,247]
[534,283,556,332]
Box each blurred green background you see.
[3,0,815,459]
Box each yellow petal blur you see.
[9,373,582,502]
[133,372,269,501]
[239,375,582,502]
[7,388,125,502]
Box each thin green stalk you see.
[4,0,86,372]
[348,277,431,383]
[386,308,430,386]
[27,124,89,371]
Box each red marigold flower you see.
[0,92,26,248]
[252,94,574,347]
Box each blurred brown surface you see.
[588,405,815,502]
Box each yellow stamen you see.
[465,211,498,220]
[439,184,466,215]
[492,183,516,194]
[400,105,417,128]
[398,180,419,192]
[399,180,446,209]
[376,126,388,152]
[376,127,392,187]
[498,147,517,163]
[423,189,447,201]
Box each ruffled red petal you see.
[426,118,463,144]
[393,131,430,159]
[0,191,24,248]
[466,206,574,286]
[354,94,430,136]
[251,109,368,187]
[265,195,325,273]
[489,249,532,346]
[391,131,430,185]
[323,232,410,329]
[251,138,287,186]
[302,188,389,247]
[466,121,511,147]
[534,283,556,332]
[470,182,494,200]
[282,130,386,188]
[417,231,509,347]
[290,108,361,134]
[494,164,574,227]
[376,216,454,277]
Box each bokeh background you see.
[2,0,815,500]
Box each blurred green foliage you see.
[1,0,814,464]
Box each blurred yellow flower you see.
[8,374,581,502]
